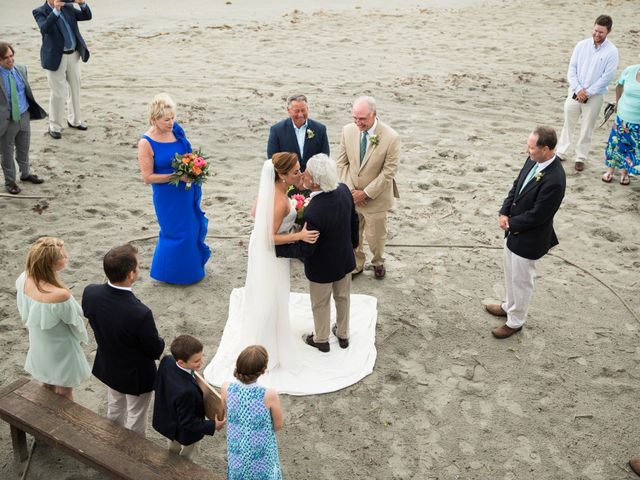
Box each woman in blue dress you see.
[138,93,210,284]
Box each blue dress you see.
[226,382,282,480]
[143,123,210,284]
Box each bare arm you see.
[138,138,173,185]
[272,196,318,245]
[614,83,624,112]
[264,389,283,432]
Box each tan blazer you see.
[336,120,400,214]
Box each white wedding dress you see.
[204,160,378,395]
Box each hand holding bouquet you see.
[290,193,310,225]
[170,149,209,190]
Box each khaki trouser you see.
[45,51,82,133]
[355,209,387,271]
[309,274,351,343]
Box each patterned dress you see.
[226,382,282,480]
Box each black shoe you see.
[5,182,20,194]
[303,334,329,352]
[48,129,61,139]
[67,121,88,131]
[20,174,44,184]
[331,324,349,349]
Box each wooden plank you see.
[10,424,27,462]
[0,380,224,480]
[0,378,30,399]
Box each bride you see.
[204,153,377,395]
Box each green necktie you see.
[519,163,539,194]
[8,71,20,123]
[359,131,368,164]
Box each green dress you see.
[16,272,91,388]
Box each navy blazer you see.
[499,156,566,260]
[152,356,215,446]
[33,2,92,71]
[82,283,164,396]
[267,118,330,171]
[301,183,359,283]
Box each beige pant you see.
[106,388,152,438]
[557,87,604,163]
[45,51,82,133]
[355,209,387,271]
[501,241,537,329]
[309,274,351,343]
[168,439,199,460]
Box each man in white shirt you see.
[557,15,618,172]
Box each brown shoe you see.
[373,265,385,279]
[574,161,584,172]
[485,304,507,317]
[630,459,640,477]
[491,324,522,339]
[303,333,329,352]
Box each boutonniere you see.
[535,172,545,182]
[306,129,315,140]
[369,134,379,146]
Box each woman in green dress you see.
[16,237,90,400]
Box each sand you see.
[1,0,640,478]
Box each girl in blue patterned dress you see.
[222,345,283,480]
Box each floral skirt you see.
[604,115,640,174]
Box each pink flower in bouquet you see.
[291,193,305,210]
[194,157,206,168]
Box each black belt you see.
[63,49,75,55]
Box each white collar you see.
[107,281,132,292]
[365,118,378,137]
[175,362,193,375]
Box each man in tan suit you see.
[336,96,400,279]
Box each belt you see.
[63,49,75,55]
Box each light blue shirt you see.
[567,37,618,96]
[616,64,640,125]
[53,3,89,50]
[292,119,307,158]
[0,66,29,115]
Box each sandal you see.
[620,174,630,186]
[601,171,613,183]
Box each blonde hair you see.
[234,345,268,384]
[25,237,66,292]
[148,93,177,124]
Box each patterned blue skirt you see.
[604,115,640,175]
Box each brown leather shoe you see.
[630,459,640,477]
[574,161,584,172]
[491,324,522,339]
[331,324,349,349]
[485,304,507,317]
[373,265,385,279]
[303,333,329,352]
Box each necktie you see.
[519,163,539,194]
[8,71,20,123]
[359,131,368,164]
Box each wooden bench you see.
[0,378,224,479]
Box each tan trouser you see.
[45,51,82,133]
[106,388,152,437]
[309,274,351,343]
[355,209,387,271]
[168,439,199,460]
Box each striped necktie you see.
[8,71,20,123]
[359,131,368,164]
[519,163,539,194]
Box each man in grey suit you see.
[0,42,46,195]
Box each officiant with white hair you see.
[300,154,359,353]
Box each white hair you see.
[306,154,338,192]
[353,95,376,114]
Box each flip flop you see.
[601,172,613,183]
[620,175,630,186]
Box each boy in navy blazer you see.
[153,335,224,459]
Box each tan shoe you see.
[491,324,522,339]
[630,459,640,476]
[485,304,507,317]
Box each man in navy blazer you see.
[33,0,92,138]
[267,94,330,171]
[485,126,566,338]
[299,154,359,353]
[82,244,164,437]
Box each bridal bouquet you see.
[289,191,310,226]
[170,149,209,190]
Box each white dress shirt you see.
[567,37,618,96]
[292,120,307,158]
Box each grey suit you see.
[0,64,46,185]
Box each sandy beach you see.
[1,0,640,478]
